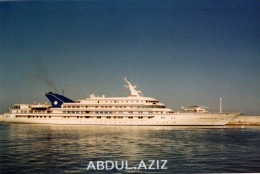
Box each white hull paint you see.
[3,112,240,126]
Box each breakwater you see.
[227,116,260,125]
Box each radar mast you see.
[123,77,142,97]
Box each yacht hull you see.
[2,112,241,126]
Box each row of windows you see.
[77,116,150,119]
[96,100,149,104]
[146,100,158,103]
[16,115,52,118]
[63,111,90,114]
[14,110,47,114]
[96,111,113,114]
[17,115,157,119]
[63,105,166,109]
[13,106,21,109]
[63,111,166,114]
[63,106,86,108]
[137,106,165,108]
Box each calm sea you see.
[0,123,259,173]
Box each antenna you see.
[220,97,222,113]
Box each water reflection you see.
[0,124,260,173]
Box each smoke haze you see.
[30,54,58,92]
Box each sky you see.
[0,0,259,115]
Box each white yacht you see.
[2,78,242,125]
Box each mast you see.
[220,97,222,113]
[123,77,142,97]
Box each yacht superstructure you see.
[2,78,242,125]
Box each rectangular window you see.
[97,116,101,119]
[115,116,123,119]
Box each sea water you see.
[0,123,259,173]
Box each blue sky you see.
[0,0,259,115]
